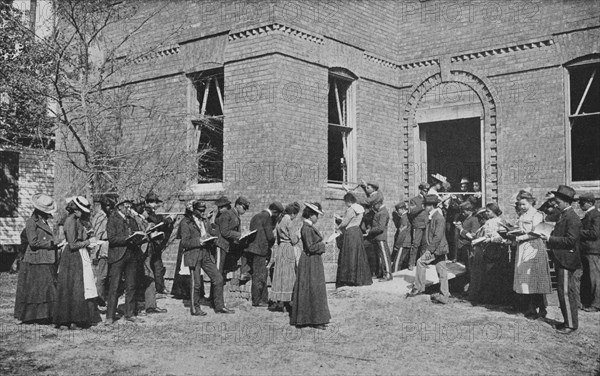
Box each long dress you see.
[336,204,372,288]
[53,214,102,327]
[14,214,57,323]
[270,214,300,302]
[513,208,552,294]
[290,219,331,326]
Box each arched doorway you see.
[403,71,498,202]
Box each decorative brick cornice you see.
[364,52,438,71]
[451,39,554,62]
[127,45,180,65]
[228,23,324,45]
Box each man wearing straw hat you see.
[539,185,582,334]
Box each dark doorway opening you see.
[420,117,481,190]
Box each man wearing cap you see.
[106,198,146,324]
[357,180,384,211]
[365,200,393,281]
[246,202,284,306]
[408,194,450,303]
[214,196,250,278]
[143,191,176,295]
[181,200,234,315]
[539,185,582,334]
[578,192,600,312]
[407,183,430,271]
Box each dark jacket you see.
[367,206,390,242]
[426,209,449,256]
[246,210,276,256]
[547,206,582,270]
[22,213,56,264]
[63,214,91,254]
[180,215,217,267]
[107,211,142,264]
[214,208,242,252]
[580,208,600,255]
[143,207,175,253]
[392,212,410,250]
[300,220,325,255]
[408,193,428,229]
[457,214,481,249]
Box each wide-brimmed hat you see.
[215,196,231,208]
[431,173,447,184]
[423,194,440,205]
[31,193,56,214]
[145,191,163,203]
[73,196,91,213]
[460,178,470,185]
[551,185,577,203]
[304,202,324,216]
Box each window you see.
[0,150,19,217]
[328,70,356,184]
[188,68,224,184]
[567,58,600,182]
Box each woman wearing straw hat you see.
[290,202,331,329]
[14,194,59,323]
[53,196,102,329]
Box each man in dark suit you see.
[181,200,234,315]
[541,185,582,334]
[213,196,250,279]
[407,183,429,270]
[106,198,145,324]
[455,201,483,268]
[366,200,393,281]
[408,194,450,304]
[246,202,283,307]
[143,191,176,296]
[578,192,600,312]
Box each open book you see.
[200,236,218,244]
[146,222,164,233]
[326,232,341,243]
[239,230,257,242]
[127,231,147,243]
[530,222,554,238]
[471,237,487,246]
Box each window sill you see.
[178,183,225,201]
[325,183,347,200]
[569,181,600,191]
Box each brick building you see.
[53,0,600,278]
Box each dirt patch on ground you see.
[1,273,599,375]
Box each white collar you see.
[265,208,272,217]
[586,206,596,213]
[428,207,442,220]
[303,218,313,226]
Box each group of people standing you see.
[171,196,331,329]
[396,172,599,335]
[14,192,175,328]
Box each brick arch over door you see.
[402,71,498,201]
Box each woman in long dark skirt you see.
[290,202,331,330]
[54,197,102,329]
[336,193,372,288]
[14,194,58,324]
